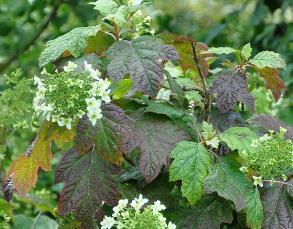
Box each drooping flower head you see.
[34,61,111,129]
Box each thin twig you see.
[191,42,208,99]
[0,0,62,73]
[191,42,211,121]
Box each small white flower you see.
[86,97,102,112]
[77,110,85,118]
[84,60,101,80]
[34,76,42,85]
[253,176,263,187]
[84,61,93,73]
[152,200,166,214]
[100,91,111,103]
[112,199,128,217]
[280,127,287,134]
[117,199,128,209]
[63,61,78,72]
[87,109,102,126]
[97,79,111,92]
[121,211,129,219]
[100,216,115,229]
[130,194,149,211]
[259,134,272,142]
[167,222,176,229]
[90,69,101,80]
[51,115,60,123]
[41,68,49,75]
[57,118,65,127]
[64,118,72,129]
[158,214,167,227]
[76,79,84,88]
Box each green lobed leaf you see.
[208,47,238,55]
[55,148,120,229]
[39,26,103,67]
[107,36,178,96]
[105,5,129,27]
[169,141,212,204]
[241,42,252,60]
[246,189,263,229]
[219,127,258,154]
[250,51,286,69]
[90,0,118,16]
[205,155,263,229]
[90,0,129,26]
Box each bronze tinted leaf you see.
[209,72,255,113]
[157,33,212,77]
[133,114,190,182]
[3,123,74,196]
[261,183,293,229]
[107,36,178,96]
[55,148,120,229]
[75,104,137,163]
[257,67,286,101]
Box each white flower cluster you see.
[100,194,176,229]
[34,61,111,129]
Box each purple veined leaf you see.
[55,148,120,229]
[130,112,190,182]
[107,35,179,96]
[75,103,137,163]
[261,182,293,229]
[209,72,255,113]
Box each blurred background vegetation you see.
[0,0,292,228]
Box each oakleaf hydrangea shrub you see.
[242,128,293,182]
[34,61,111,129]
[2,0,293,228]
[100,195,176,229]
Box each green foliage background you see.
[0,0,292,228]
